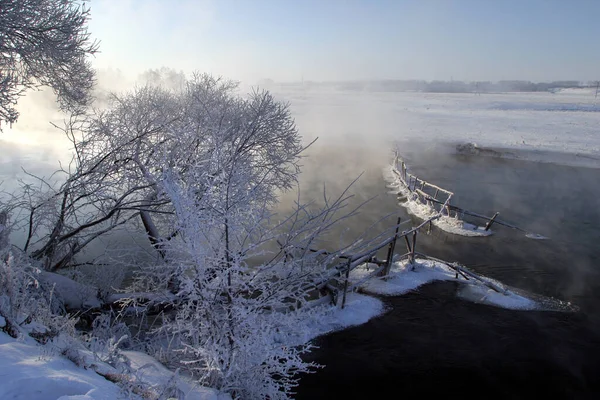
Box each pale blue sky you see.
[88,0,600,84]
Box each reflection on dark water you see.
[295,147,600,399]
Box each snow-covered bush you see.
[0,218,75,340]
[85,313,132,371]
[147,174,328,399]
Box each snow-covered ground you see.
[0,293,385,400]
[278,87,600,168]
[0,332,134,400]
[290,293,386,345]
[0,329,233,400]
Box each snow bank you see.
[401,194,492,237]
[456,284,536,310]
[308,293,385,339]
[0,333,128,400]
[0,289,381,400]
[350,259,539,310]
[122,351,230,400]
[0,331,231,400]
[284,293,386,345]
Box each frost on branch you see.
[0,216,74,340]
[5,74,305,272]
[145,165,359,399]
[0,0,98,126]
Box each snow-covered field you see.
[3,87,599,193]
[278,87,600,168]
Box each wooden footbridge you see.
[390,152,547,239]
[287,214,509,311]
[280,150,550,310]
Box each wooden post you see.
[401,161,406,182]
[410,230,417,266]
[485,212,499,231]
[404,234,412,255]
[341,259,352,309]
[383,217,401,277]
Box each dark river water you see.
[295,145,600,399]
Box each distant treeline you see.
[273,79,597,93]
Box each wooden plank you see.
[415,188,429,200]
[324,283,339,306]
[404,235,412,254]
[349,236,396,263]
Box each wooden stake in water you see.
[410,230,417,266]
[485,212,499,231]
[383,217,402,277]
[341,259,352,309]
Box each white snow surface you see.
[40,271,103,310]
[122,351,231,400]
[0,333,129,400]
[278,88,600,168]
[350,259,538,310]
[293,293,386,344]
[0,331,230,400]
[383,166,492,237]
[0,294,384,400]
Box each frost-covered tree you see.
[139,148,361,399]
[0,71,369,398]
[0,0,98,126]
[5,74,306,272]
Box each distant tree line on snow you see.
[275,79,595,93]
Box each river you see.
[295,145,600,399]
